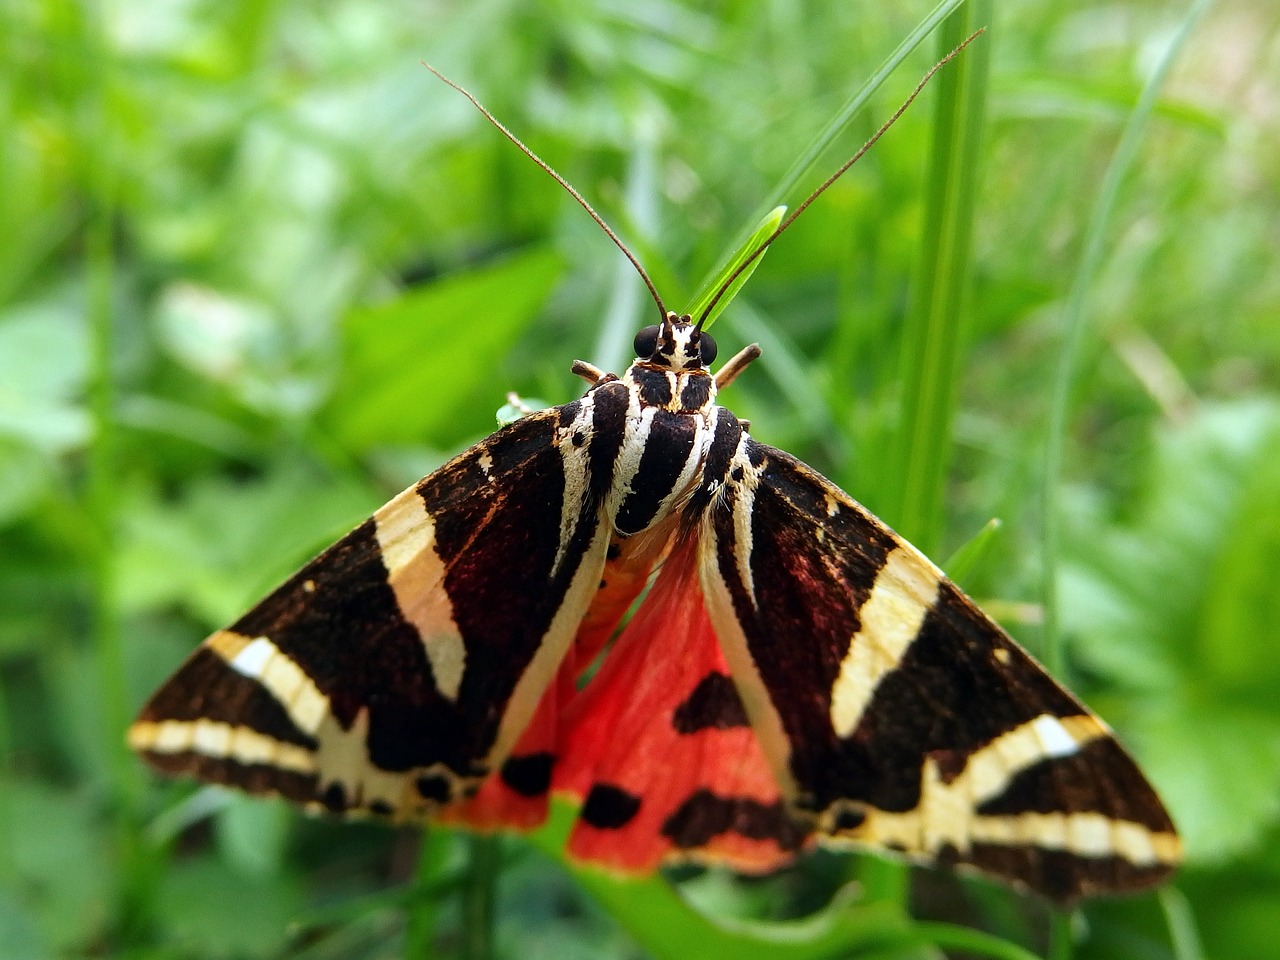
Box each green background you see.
[2,0,1278,957]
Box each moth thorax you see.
[626,365,717,414]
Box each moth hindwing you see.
[130,313,1180,905]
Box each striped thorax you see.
[591,313,728,538]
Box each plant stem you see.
[885,0,991,554]
[1038,0,1214,677]
[403,830,451,958]
[460,835,499,960]
[80,5,152,946]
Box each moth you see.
[129,42,1181,905]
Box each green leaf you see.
[216,794,292,877]
[2,779,113,953]
[321,248,562,452]
[1199,423,1280,696]
[0,890,48,960]
[116,463,381,625]
[0,300,90,453]
[524,802,932,960]
[684,206,785,330]
[942,517,1003,587]
[1133,704,1280,865]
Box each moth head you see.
[633,312,718,372]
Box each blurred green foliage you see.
[2,0,1279,958]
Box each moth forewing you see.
[131,405,613,820]
[693,438,1180,903]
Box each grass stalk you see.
[854,0,991,929]
[403,830,452,958]
[1038,3,1211,955]
[78,3,153,945]
[884,0,991,554]
[699,0,972,292]
[459,834,500,960]
[1037,0,1214,676]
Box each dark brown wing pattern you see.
[699,437,1180,904]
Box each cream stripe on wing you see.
[823,712,1182,867]
[127,719,317,775]
[208,630,330,736]
[967,713,1106,805]
[699,517,800,801]
[487,518,613,765]
[555,395,595,577]
[829,545,942,738]
[606,399,656,520]
[969,811,1182,865]
[373,490,466,701]
[730,439,761,607]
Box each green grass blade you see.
[1038,0,1214,676]
[403,831,453,958]
[913,922,1045,960]
[459,835,499,960]
[526,802,919,960]
[942,517,1003,586]
[79,2,155,944]
[761,0,973,216]
[684,206,786,329]
[882,2,991,554]
[1160,886,1207,960]
[695,0,973,297]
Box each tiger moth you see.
[129,38,1180,906]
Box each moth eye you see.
[633,325,660,358]
[698,331,718,365]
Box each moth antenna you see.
[422,62,669,326]
[695,28,985,329]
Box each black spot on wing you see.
[415,774,452,803]
[136,648,318,750]
[321,782,348,812]
[581,783,642,829]
[672,671,749,733]
[661,789,807,851]
[831,807,866,831]
[500,752,556,797]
